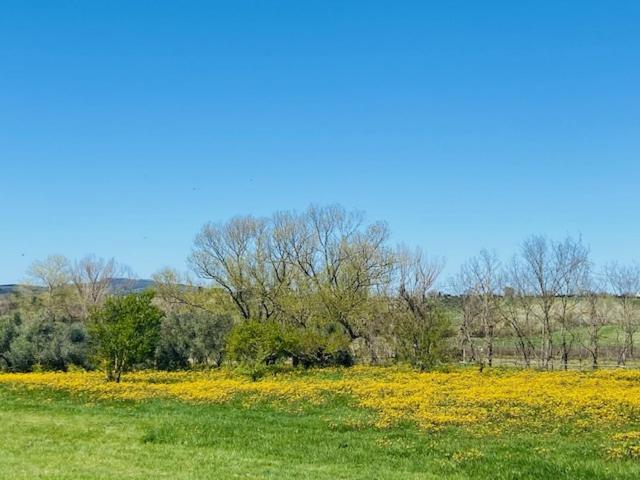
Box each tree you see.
[395,247,451,370]
[190,216,271,320]
[89,292,163,382]
[457,292,479,364]
[500,258,538,367]
[155,311,233,370]
[71,255,130,318]
[555,242,590,370]
[152,267,237,317]
[518,235,589,369]
[190,205,395,343]
[0,311,90,372]
[0,313,20,369]
[455,250,502,367]
[26,255,75,319]
[580,279,607,370]
[604,262,640,365]
[27,255,71,294]
[293,205,394,341]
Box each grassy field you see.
[2,367,640,479]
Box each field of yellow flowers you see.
[2,366,640,434]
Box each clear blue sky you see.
[1,1,639,283]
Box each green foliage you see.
[89,292,163,382]
[288,325,354,368]
[395,301,454,371]
[226,320,353,377]
[155,311,233,370]
[0,314,20,368]
[226,320,286,370]
[0,312,90,372]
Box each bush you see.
[226,320,282,366]
[155,311,233,370]
[0,314,20,369]
[395,301,454,371]
[226,320,353,374]
[35,319,90,371]
[0,312,91,372]
[287,327,353,368]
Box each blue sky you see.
[1,1,639,283]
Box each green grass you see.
[1,385,639,479]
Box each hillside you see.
[0,279,154,297]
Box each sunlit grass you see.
[2,367,640,478]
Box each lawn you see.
[1,367,640,479]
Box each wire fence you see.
[461,344,640,370]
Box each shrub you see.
[395,301,454,371]
[0,312,90,372]
[226,320,283,366]
[226,320,353,373]
[0,314,20,369]
[287,327,353,368]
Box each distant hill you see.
[0,278,155,297]
[107,278,155,293]
[0,284,44,296]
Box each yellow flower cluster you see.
[608,431,640,460]
[2,367,640,433]
[450,448,484,463]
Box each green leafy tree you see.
[89,292,163,382]
[0,313,21,369]
[155,311,233,370]
[0,312,91,372]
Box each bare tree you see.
[71,255,129,317]
[457,293,479,364]
[555,241,590,370]
[26,255,73,318]
[190,216,267,320]
[500,259,538,367]
[27,255,71,294]
[519,235,589,369]
[153,268,209,314]
[604,262,640,365]
[580,276,607,370]
[397,246,444,313]
[455,250,502,367]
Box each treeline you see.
[1,205,639,379]
[453,242,640,370]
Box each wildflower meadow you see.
[2,366,640,479]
